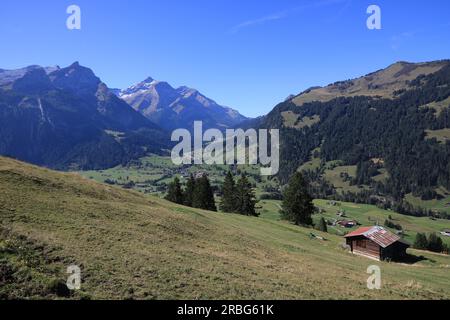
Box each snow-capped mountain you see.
[117,77,248,131]
[0,62,168,170]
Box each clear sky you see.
[1,0,450,117]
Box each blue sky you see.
[1,0,450,117]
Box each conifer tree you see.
[235,174,258,216]
[192,175,217,211]
[165,177,183,204]
[316,217,328,232]
[183,174,196,207]
[220,171,237,213]
[413,233,428,250]
[281,172,314,226]
[427,233,444,253]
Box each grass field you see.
[281,111,320,129]
[299,157,449,214]
[79,154,450,246]
[258,199,450,246]
[1,156,450,299]
[313,200,450,246]
[425,128,450,143]
[420,96,450,116]
[298,148,322,172]
[322,165,367,194]
[79,155,279,198]
[292,61,446,107]
[405,189,450,215]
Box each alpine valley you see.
[0,62,248,170]
[1,59,450,300]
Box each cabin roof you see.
[345,226,403,248]
[345,226,372,237]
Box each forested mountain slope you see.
[258,60,450,216]
[0,63,169,170]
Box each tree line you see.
[414,233,449,254]
[165,172,259,216]
[165,174,217,211]
[166,170,317,227]
[220,171,258,216]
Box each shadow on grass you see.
[395,254,432,265]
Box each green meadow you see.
[1,156,449,299]
[79,155,279,197]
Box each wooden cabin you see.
[345,226,410,261]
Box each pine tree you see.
[220,171,237,213]
[165,177,183,204]
[183,174,196,207]
[316,217,328,232]
[443,243,449,255]
[235,174,258,216]
[192,175,217,212]
[281,172,314,226]
[413,233,428,250]
[427,233,444,253]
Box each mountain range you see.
[117,77,248,131]
[0,62,168,170]
[1,59,449,215]
[0,62,248,170]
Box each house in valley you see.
[337,219,358,228]
[344,226,410,261]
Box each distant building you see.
[337,220,358,228]
[345,226,410,261]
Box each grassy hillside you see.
[79,155,279,198]
[299,156,450,215]
[1,156,450,300]
[291,61,447,107]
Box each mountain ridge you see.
[256,59,450,215]
[118,76,248,131]
[288,59,450,107]
[0,62,169,170]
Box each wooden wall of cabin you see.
[349,238,381,260]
